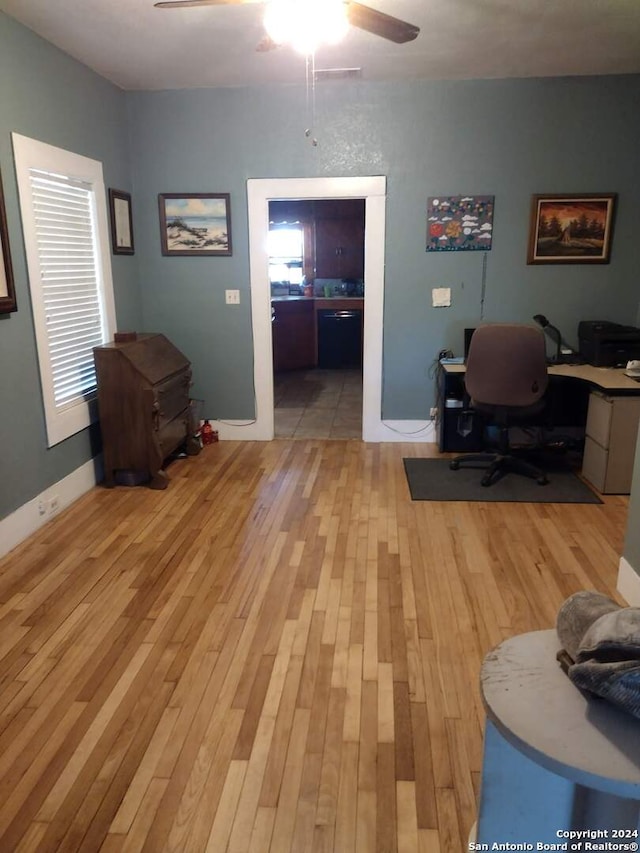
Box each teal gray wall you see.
[0,12,140,520]
[126,76,640,420]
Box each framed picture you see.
[527,193,616,264]
[0,168,17,314]
[108,188,134,255]
[426,195,495,252]
[158,193,232,256]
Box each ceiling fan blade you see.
[346,2,419,44]
[154,0,259,8]
[154,0,419,47]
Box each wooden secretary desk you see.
[93,333,200,489]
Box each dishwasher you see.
[317,308,363,369]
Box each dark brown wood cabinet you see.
[93,333,200,489]
[314,199,365,280]
[272,300,316,371]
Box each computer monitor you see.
[464,328,476,359]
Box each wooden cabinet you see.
[581,391,640,494]
[93,333,200,489]
[314,199,365,280]
[272,300,315,371]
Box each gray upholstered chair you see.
[449,323,549,487]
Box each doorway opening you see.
[269,198,365,439]
[246,176,387,441]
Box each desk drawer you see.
[585,392,612,449]
[159,409,190,459]
[156,371,190,428]
[581,437,608,493]
[583,434,635,494]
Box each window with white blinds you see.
[30,169,105,410]
[12,134,116,447]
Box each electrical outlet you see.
[225,289,240,305]
[430,407,438,420]
[38,496,60,518]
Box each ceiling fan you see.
[153,0,420,48]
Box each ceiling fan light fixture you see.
[264,0,349,55]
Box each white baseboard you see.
[211,419,268,441]
[213,418,437,443]
[364,420,436,443]
[617,557,640,605]
[0,456,101,561]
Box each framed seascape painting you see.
[158,193,232,256]
[527,193,616,264]
[108,189,134,255]
[0,168,17,314]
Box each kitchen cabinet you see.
[272,299,315,371]
[314,200,365,280]
[93,333,200,489]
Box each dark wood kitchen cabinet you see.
[314,199,365,280]
[272,300,315,371]
[93,333,200,489]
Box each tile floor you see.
[273,368,363,439]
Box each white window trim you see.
[12,133,116,447]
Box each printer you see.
[578,320,640,367]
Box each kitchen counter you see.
[271,295,364,303]
[313,298,364,311]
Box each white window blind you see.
[29,169,105,410]
[12,133,116,447]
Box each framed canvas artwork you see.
[527,194,616,264]
[427,195,494,252]
[158,193,232,256]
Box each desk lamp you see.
[533,314,562,362]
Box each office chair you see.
[449,323,549,487]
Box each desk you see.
[439,362,640,493]
[476,630,640,845]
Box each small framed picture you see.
[0,168,17,314]
[108,188,134,255]
[527,193,616,264]
[158,193,232,256]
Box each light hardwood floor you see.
[0,441,628,852]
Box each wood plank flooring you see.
[0,441,628,852]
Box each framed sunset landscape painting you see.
[159,193,232,256]
[527,193,616,264]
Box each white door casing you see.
[215,175,432,442]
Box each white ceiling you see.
[1,0,640,91]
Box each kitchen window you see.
[267,225,304,285]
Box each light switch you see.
[225,289,240,305]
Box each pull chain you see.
[305,51,318,147]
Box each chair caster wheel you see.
[449,460,460,470]
[537,476,549,486]
[481,476,491,487]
